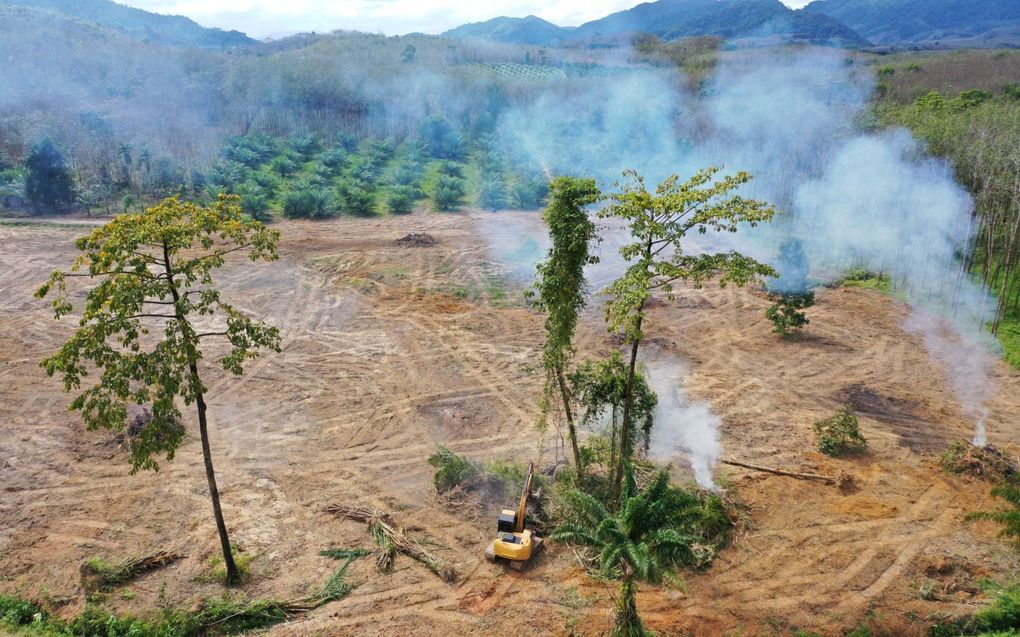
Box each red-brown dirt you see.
[2,211,1019,636]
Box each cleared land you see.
[2,211,1020,636]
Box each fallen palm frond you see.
[319,547,372,560]
[324,503,458,583]
[80,551,185,590]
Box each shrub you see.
[337,182,375,216]
[249,170,281,195]
[766,291,815,336]
[432,174,465,211]
[427,445,479,493]
[0,595,44,626]
[814,405,867,456]
[209,160,249,191]
[386,186,415,215]
[287,134,321,159]
[283,185,335,219]
[391,163,423,193]
[479,174,508,210]
[438,160,463,177]
[239,187,270,222]
[419,115,463,160]
[336,133,359,153]
[317,147,347,174]
[269,154,299,177]
[511,176,549,209]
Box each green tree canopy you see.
[601,168,777,503]
[36,195,281,584]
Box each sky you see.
[120,0,813,39]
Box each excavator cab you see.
[484,462,543,570]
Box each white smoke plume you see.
[643,354,722,489]
[486,45,999,457]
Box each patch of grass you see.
[839,268,893,294]
[206,545,253,586]
[996,318,1020,371]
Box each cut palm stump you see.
[324,503,458,583]
[721,458,836,484]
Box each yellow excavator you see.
[484,461,543,571]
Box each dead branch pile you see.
[395,232,438,247]
[324,503,458,583]
[80,550,185,590]
[940,441,1017,481]
[721,458,836,484]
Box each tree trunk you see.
[611,576,644,637]
[613,310,645,507]
[163,241,240,585]
[192,369,240,585]
[555,364,582,478]
[609,404,618,480]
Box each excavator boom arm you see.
[515,462,534,533]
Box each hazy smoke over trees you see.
[492,46,998,483]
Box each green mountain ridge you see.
[803,0,1020,47]
[442,0,1020,49]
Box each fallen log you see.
[324,503,458,583]
[721,458,836,484]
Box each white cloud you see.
[121,0,810,38]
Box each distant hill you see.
[0,0,254,48]
[571,0,867,46]
[444,0,869,48]
[802,0,1020,48]
[442,15,572,45]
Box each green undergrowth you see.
[930,581,1020,636]
[0,549,364,637]
[838,267,893,294]
[1,595,290,637]
[997,317,1020,370]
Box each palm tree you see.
[551,470,727,637]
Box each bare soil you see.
[2,211,1020,636]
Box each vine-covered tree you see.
[25,138,75,212]
[534,177,600,474]
[36,195,281,584]
[601,168,777,504]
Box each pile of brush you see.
[939,441,1017,481]
[324,503,458,583]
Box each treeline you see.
[878,83,1020,358]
